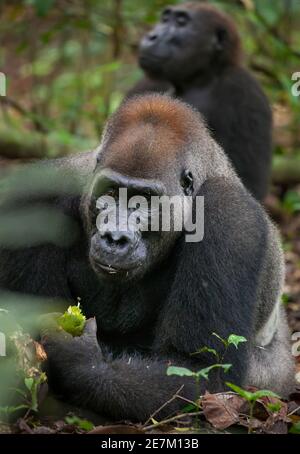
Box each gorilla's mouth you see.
[139,54,166,73]
[90,256,135,277]
[97,262,119,275]
[92,259,121,275]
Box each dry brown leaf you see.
[202,391,246,430]
[34,341,47,362]
[262,416,288,434]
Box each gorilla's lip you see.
[97,263,119,274]
[139,54,168,69]
[139,53,164,62]
[92,260,120,275]
[91,257,132,276]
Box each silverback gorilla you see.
[128,3,272,201]
[0,95,293,422]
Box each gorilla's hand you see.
[41,317,103,398]
[41,314,197,420]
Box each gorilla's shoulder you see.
[200,177,261,210]
[198,177,269,247]
[221,66,271,112]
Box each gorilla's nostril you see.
[101,232,114,246]
[107,235,114,245]
[148,33,157,42]
[101,231,131,249]
[118,237,128,247]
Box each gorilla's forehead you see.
[100,95,205,178]
[102,123,184,179]
[170,2,235,28]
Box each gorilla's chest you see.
[88,288,160,355]
[68,260,163,346]
[179,84,215,119]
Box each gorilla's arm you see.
[156,177,267,385]
[42,178,269,421]
[43,319,196,422]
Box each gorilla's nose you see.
[99,230,135,254]
[147,31,158,42]
[141,31,159,49]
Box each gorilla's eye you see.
[215,27,227,50]
[181,170,194,196]
[175,12,189,27]
[161,8,171,22]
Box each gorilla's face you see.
[85,167,194,282]
[139,6,226,84]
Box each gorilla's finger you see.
[83,317,97,337]
[41,329,72,347]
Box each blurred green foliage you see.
[0,0,299,158]
[282,189,300,214]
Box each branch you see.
[0,97,48,134]
[249,62,283,88]
[272,156,300,185]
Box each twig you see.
[249,63,283,88]
[288,405,300,417]
[143,385,184,426]
[143,411,203,432]
[176,394,200,407]
[112,0,124,59]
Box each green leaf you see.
[212,332,228,347]
[221,364,232,373]
[226,382,280,402]
[227,335,247,349]
[226,382,255,401]
[167,366,195,377]
[251,390,281,400]
[0,405,28,415]
[197,364,232,380]
[192,346,219,358]
[182,403,198,413]
[267,402,282,413]
[24,377,34,391]
[65,416,94,431]
[290,421,300,434]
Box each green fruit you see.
[58,304,86,336]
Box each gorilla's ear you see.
[181,170,194,196]
[213,27,227,51]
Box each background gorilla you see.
[127,2,272,201]
[0,95,293,422]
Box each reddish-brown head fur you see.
[100,95,205,178]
